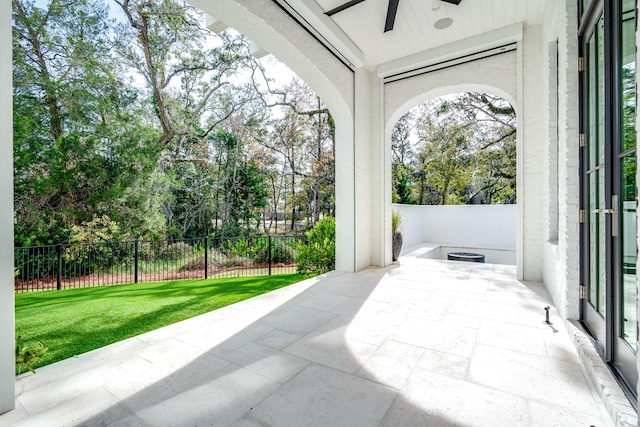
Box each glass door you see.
[613,0,637,388]
[580,0,637,401]
[582,12,607,348]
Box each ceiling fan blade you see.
[325,0,367,16]
[384,0,400,32]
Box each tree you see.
[392,93,516,205]
[211,129,267,238]
[259,78,335,227]
[13,0,161,245]
[12,0,336,245]
[455,93,516,204]
[391,112,416,204]
[114,0,254,154]
[415,99,475,205]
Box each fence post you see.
[134,239,139,284]
[56,244,62,291]
[204,237,208,279]
[268,235,272,276]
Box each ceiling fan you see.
[325,0,462,33]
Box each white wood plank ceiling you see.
[297,0,549,69]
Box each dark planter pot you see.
[392,231,403,261]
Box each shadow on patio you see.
[1,253,613,427]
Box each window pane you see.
[589,172,598,307]
[597,18,605,166]
[588,30,597,169]
[620,5,636,351]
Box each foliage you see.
[622,65,637,201]
[12,0,162,246]
[15,275,304,371]
[259,78,336,229]
[68,216,126,245]
[392,210,402,234]
[224,238,253,259]
[392,164,414,204]
[295,217,335,275]
[207,130,269,239]
[12,0,335,246]
[15,335,48,375]
[179,248,220,271]
[252,238,296,264]
[64,216,128,272]
[220,237,296,265]
[391,93,516,206]
[160,242,194,262]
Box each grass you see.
[15,274,305,372]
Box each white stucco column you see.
[334,113,357,272]
[351,68,388,270]
[520,25,545,282]
[0,0,15,414]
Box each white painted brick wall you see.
[384,52,518,131]
[541,0,580,321]
[384,45,550,282]
[539,0,580,322]
[521,25,546,282]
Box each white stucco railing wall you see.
[392,204,517,251]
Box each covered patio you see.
[2,0,640,425]
[0,253,615,426]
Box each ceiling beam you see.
[384,0,400,32]
[325,0,366,17]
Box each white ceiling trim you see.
[277,0,365,68]
[377,21,523,78]
[382,43,517,84]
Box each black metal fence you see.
[14,235,303,292]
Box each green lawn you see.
[15,274,305,372]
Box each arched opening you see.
[389,92,518,266]
[382,51,520,274]
[8,0,348,380]
[191,0,357,272]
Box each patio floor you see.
[1,252,615,426]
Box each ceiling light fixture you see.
[434,17,453,29]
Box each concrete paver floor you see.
[1,254,615,426]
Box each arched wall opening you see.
[187,0,358,271]
[388,92,517,265]
[382,51,524,277]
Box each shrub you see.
[138,242,157,263]
[178,248,252,271]
[64,216,128,273]
[223,238,252,259]
[252,237,295,264]
[158,242,194,261]
[179,249,221,271]
[269,239,296,264]
[16,336,48,375]
[295,217,335,276]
